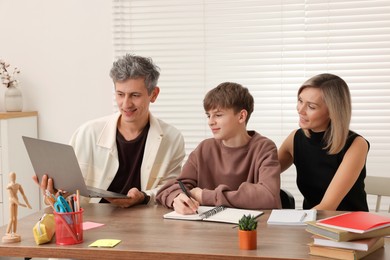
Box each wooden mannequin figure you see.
[2,171,32,243]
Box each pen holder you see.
[54,208,84,245]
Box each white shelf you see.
[0,111,40,226]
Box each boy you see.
[156,82,281,214]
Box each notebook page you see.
[163,206,216,221]
[204,208,263,224]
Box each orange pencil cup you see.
[54,208,84,245]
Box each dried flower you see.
[0,59,21,88]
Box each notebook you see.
[312,235,382,251]
[22,136,128,198]
[267,209,317,225]
[308,237,385,260]
[163,205,263,224]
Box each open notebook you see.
[163,206,263,224]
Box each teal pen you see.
[178,180,199,214]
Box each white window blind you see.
[112,0,390,210]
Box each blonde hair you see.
[299,73,351,154]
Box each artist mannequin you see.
[2,172,32,243]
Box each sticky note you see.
[83,221,105,230]
[88,239,121,248]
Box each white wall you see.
[1,1,388,212]
[0,0,113,143]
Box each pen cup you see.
[54,208,84,245]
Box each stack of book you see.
[305,211,390,260]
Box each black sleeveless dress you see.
[294,129,369,211]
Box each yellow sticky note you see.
[88,239,121,248]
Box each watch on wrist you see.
[141,191,150,205]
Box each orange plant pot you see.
[238,229,257,250]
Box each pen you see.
[300,212,308,222]
[45,190,56,203]
[66,196,74,212]
[178,180,198,214]
[76,189,80,212]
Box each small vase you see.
[4,83,23,112]
[238,229,257,250]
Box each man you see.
[37,54,185,208]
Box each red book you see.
[317,212,390,233]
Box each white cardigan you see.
[69,112,185,204]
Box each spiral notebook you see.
[163,206,263,224]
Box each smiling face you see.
[206,107,244,141]
[115,77,159,128]
[297,87,330,132]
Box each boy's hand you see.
[172,193,200,215]
[190,187,203,204]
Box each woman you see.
[278,73,369,211]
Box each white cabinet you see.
[0,112,40,226]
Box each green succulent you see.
[238,214,258,231]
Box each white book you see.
[163,206,263,224]
[312,235,382,251]
[267,209,317,225]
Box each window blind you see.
[112,0,390,210]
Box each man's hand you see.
[105,187,144,208]
[32,174,70,204]
[172,193,200,215]
[32,174,55,194]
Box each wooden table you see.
[0,204,388,259]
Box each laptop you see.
[22,136,128,198]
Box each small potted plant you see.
[238,214,258,250]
